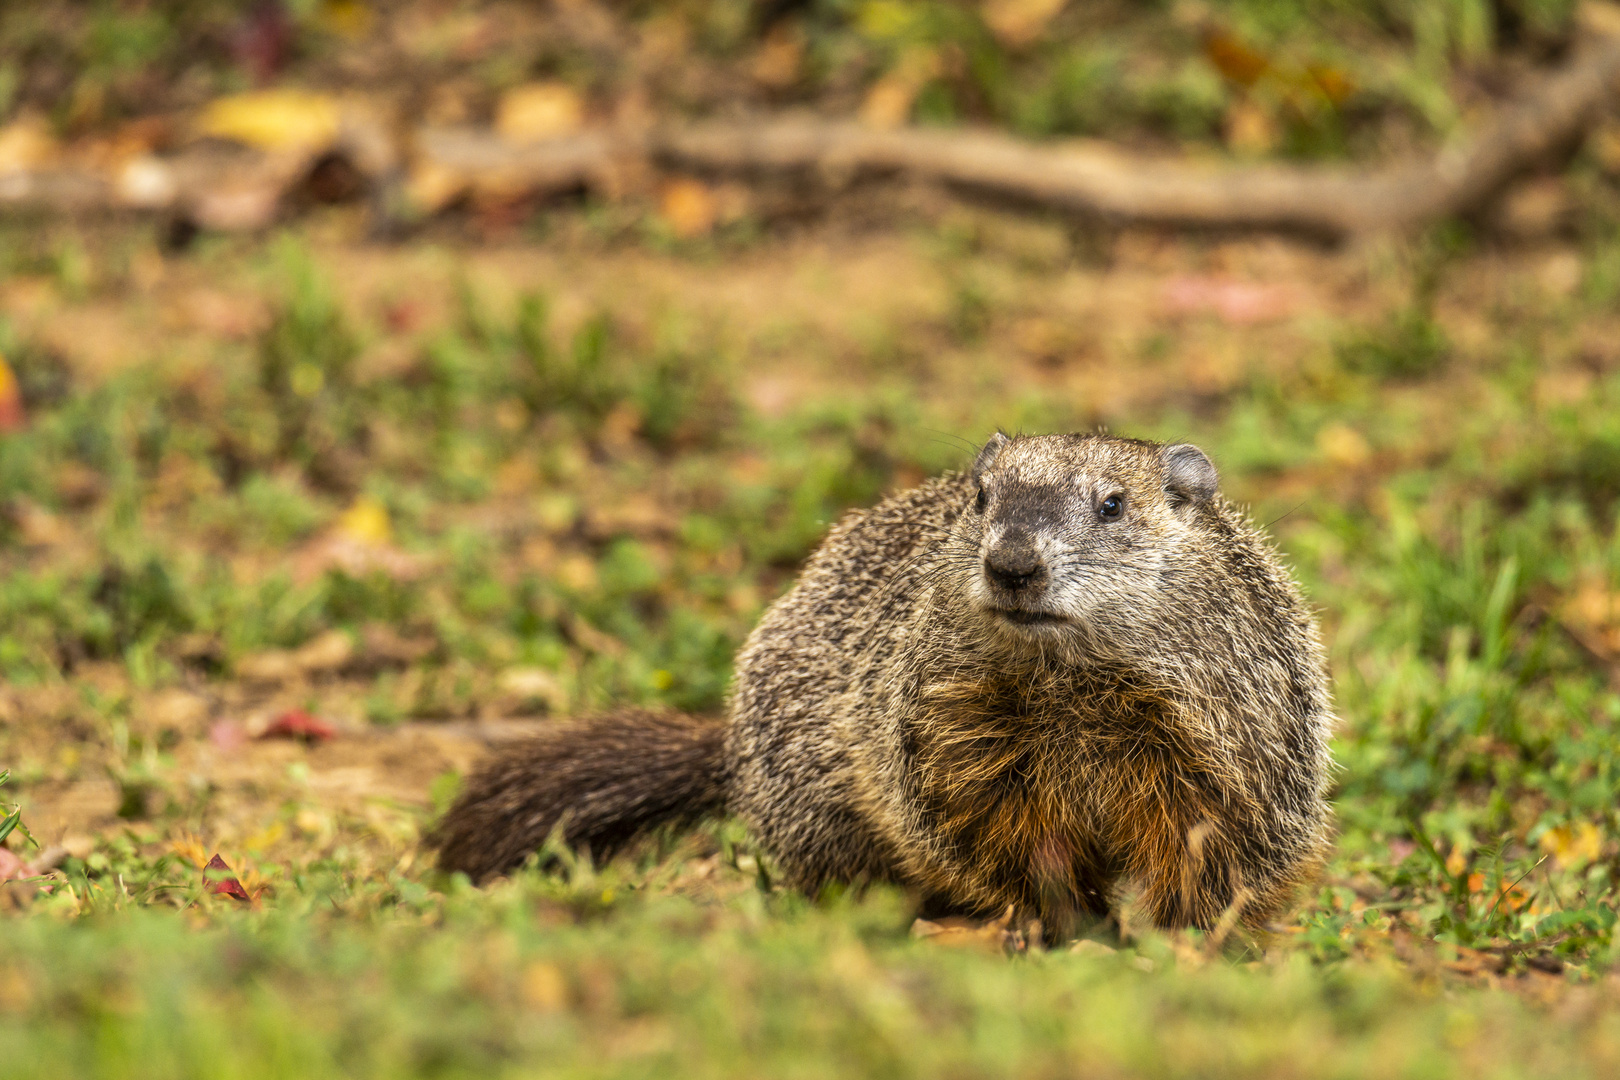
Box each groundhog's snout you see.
[983,528,1047,594]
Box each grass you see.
[3,181,1620,1074]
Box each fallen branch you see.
[4,15,1619,238]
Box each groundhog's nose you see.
[984,531,1045,592]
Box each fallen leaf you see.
[659,178,718,240]
[751,25,805,89]
[1224,99,1278,156]
[495,82,584,145]
[0,115,58,176]
[1203,27,1269,87]
[0,354,25,432]
[258,708,337,743]
[910,906,1027,953]
[860,48,940,130]
[1540,821,1604,870]
[197,89,343,156]
[1308,64,1355,106]
[520,961,569,1012]
[338,495,391,545]
[204,853,253,902]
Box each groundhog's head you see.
[954,432,1221,657]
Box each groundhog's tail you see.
[429,710,727,882]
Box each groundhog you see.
[431,433,1334,934]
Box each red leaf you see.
[258,709,336,743]
[204,853,253,902]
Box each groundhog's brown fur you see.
[433,433,1334,934]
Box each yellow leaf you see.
[197,90,342,155]
[1540,821,1604,869]
[337,496,392,546]
[521,961,568,1011]
[659,178,718,239]
[494,82,584,145]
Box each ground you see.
[6,1,1620,1076]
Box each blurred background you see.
[4,1,1620,1070]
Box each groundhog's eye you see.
[974,485,987,513]
[1098,494,1124,521]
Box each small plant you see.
[0,770,37,851]
[1336,306,1449,380]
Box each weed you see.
[0,770,37,850]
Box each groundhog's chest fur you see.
[870,668,1249,926]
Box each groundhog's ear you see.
[972,432,1009,482]
[1161,443,1218,511]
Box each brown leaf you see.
[751,26,805,89]
[860,48,941,130]
[1308,64,1355,106]
[1203,28,1269,87]
[982,0,1069,49]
